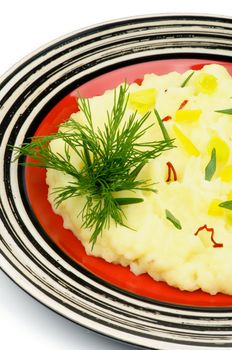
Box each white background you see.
[0,1,232,349]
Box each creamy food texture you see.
[46,64,232,295]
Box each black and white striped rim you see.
[1,14,232,349]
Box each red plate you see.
[25,58,232,307]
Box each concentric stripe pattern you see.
[1,15,232,350]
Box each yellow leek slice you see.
[194,73,218,95]
[208,199,224,216]
[129,88,156,114]
[173,125,200,156]
[227,191,232,201]
[175,109,202,122]
[219,165,232,182]
[207,136,230,164]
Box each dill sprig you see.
[13,83,174,247]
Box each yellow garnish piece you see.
[175,109,202,122]
[226,216,232,226]
[128,88,156,114]
[207,136,230,164]
[208,199,224,216]
[173,125,200,156]
[227,190,232,200]
[219,165,232,182]
[194,72,218,95]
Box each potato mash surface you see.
[46,64,232,295]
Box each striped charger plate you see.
[1,14,232,350]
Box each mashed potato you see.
[46,64,232,295]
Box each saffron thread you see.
[194,224,223,248]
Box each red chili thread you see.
[191,63,207,71]
[166,162,177,182]
[134,78,143,86]
[194,224,223,248]
[162,116,172,122]
[178,99,189,110]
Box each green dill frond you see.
[12,83,174,248]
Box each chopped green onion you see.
[205,148,216,181]
[215,108,232,115]
[165,209,182,230]
[219,201,232,211]
[114,197,144,206]
[154,109,171,141]
[181,71,195,88]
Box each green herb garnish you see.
[205,148,216,181]
[114,197,144,206]
[219,201,232,210]
[165,209,182,229]
[154,109,171,141]
[13,84,174,247]
[215,108,232,115]
[181,71,195,88]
